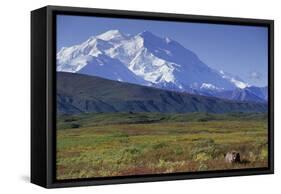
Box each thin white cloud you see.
[249,71,262,80]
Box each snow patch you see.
[96,30,124,41]
[165,37,171,43]
[219,70,250,89]
[200,83,222,91]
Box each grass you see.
[56,112,268,180]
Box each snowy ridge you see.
[219,70,250,89]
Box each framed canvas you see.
[31,5,274,188]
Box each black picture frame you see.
[31,5,274,188]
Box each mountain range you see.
[57,72,267,115]
[57,30,267,103]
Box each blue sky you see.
[57,15,268,87]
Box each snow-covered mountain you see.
[57,30,267,102]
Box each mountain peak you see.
[138,31,174,44]
[138,30,158,38]
[97,29,124,41]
